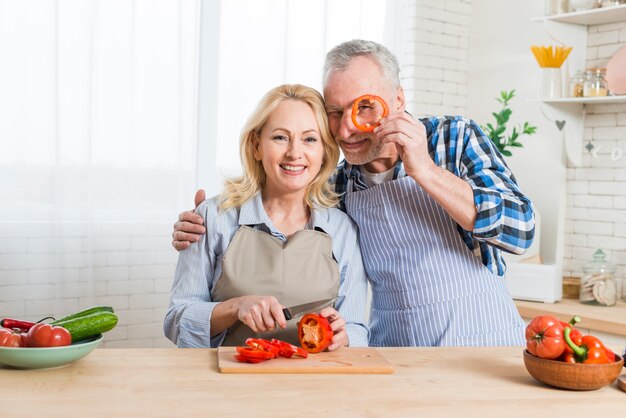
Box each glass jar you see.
[579,249,618,306]
[569,70,585,97]
[583,67,608,97]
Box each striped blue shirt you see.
[164,192,370,348]
[332,115,535,277]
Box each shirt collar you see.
[238,192,331,235]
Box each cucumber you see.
[54,312,118,342]
[52,306,114,325]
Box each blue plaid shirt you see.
[332,115,535,277]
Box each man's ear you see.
[395,87,406,112]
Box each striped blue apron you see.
[345,175,525,347]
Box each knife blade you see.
[282,298,336,321]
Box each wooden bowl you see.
[523,350,624,390]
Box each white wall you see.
[405,0,473,117]
[467,1,626,280]
[0,221,177,348]
[563,20,626,276]
[467,0,567,264]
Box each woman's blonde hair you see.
[219,84,339,211]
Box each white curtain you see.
[200,0,390,196]
[0,0,200,222]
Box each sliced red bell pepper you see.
[235,346,275,360]
[351,94,389,132]
[525,315,565,359]
[297,313,333,354]
[233,354,270,364]
[270,339,308,359]
[245,338,281,356]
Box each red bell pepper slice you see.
[351,94,389,132]
[235,346,275,360]
[270,339,308,359]
[245,338,280,356]
[297,313,333,354]
[525,315,565,359]
[233,354,270,364]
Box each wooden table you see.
[2,347,625,417]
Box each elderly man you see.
[172,40,534,347]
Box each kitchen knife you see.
[282,298,336,321]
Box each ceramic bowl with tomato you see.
[523,349,624,390]
[0,334,103,369]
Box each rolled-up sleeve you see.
[163,201,226,347]
[460,120,535,255]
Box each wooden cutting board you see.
[218,346,394,374]
[618,375,626,393]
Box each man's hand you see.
[374,113,436,185]
[375,114,477,231]
[172,189,207,251]
[319,306,348,351]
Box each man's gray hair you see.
[323,39,401,89]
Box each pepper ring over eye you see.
[351,94,389,132]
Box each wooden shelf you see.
[540,95,626,104]
[516,299,626,337]
[533,4,626,25]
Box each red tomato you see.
[297,313,333,354]
[26,323,72,347]
[525,315,565,359]
[0,327,24,347]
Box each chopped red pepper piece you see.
[351,94,389,132]
[270,339,308,359]
[235,346,275,360]
[245,338,280,356]
[297,313,333,354]
[233,354,270,364]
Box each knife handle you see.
[282,308,292,321]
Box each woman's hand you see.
[236,295,287,333]
[318,306,348,351]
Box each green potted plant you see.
[481,90,537,157]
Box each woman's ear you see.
[251,132,261,161]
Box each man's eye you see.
[327,111,342,118]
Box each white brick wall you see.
[402,0,472,117]
[0,221,177,348]
[563,18,626,279]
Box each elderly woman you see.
[164,84,369,350]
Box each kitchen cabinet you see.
[532,5,626,167]
[2,347,625,417]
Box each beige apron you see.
[213,225,340,346]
